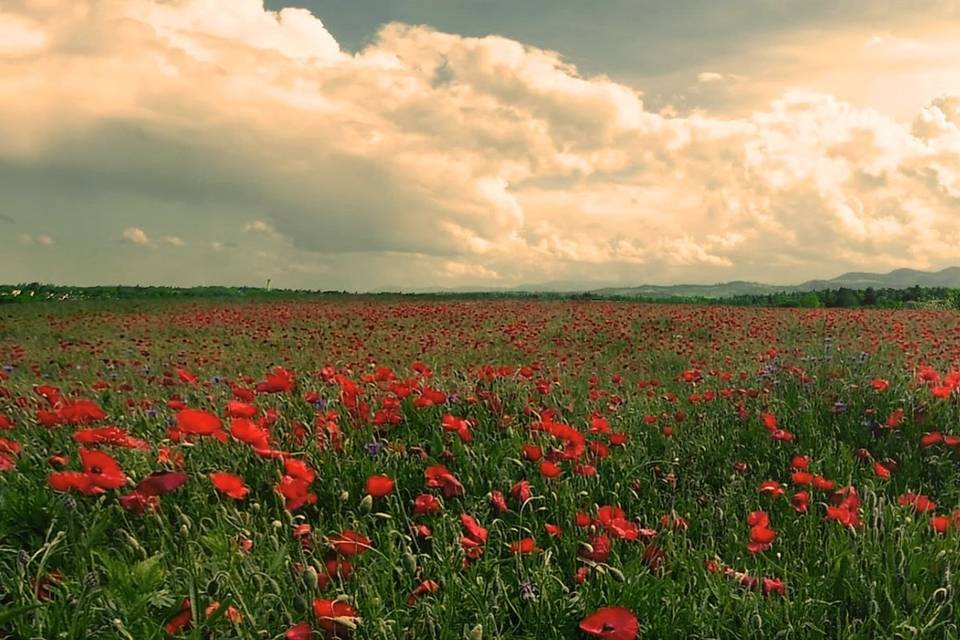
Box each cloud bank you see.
[1,0,958,289]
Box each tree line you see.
[2,282,959,309]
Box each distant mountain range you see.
[384,267,960,299]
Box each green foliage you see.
[3,282,960,309]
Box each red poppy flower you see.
[136,471,189,497]
[898,492,937,513]
[539,461,562,478]
[176,409,222,435]
[312,598,359,636]
[284,458,316,483]
[329,530,373,556]
[758,481,784,497]
[886,408,905,428]
[285,622,312,640]
[413,493,442,515]
[225,400,258,419]
[49,470,98,495]
[509,537,538,554]
[366,474,395,498]
[211,472,250,499]
[34,384,61,406]
[521,443,542,461]
[276,475,316,512]
[256,367,296,394]
[460,513,488,543]
[930,515,950,534]
[230,418,270,449]
[406,579,439,606]
[510,480,532,503]
[760,412,778,431]
[57,399,107,425]
[164,599,193,635]
[118,491,160,514]
[73,426,149,450]
[812,475,835,491]
[826,505,860,528]
[78,448,127,490]
[579,534,611,562]
[762,577,786,596]
[424,464,463,497]
[579,606,639,640]
[747,525,776,553]
[792,491,810,513]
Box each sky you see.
[1,0,959,291]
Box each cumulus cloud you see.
[162,235,185,247]
[1,0,959,288]
[244,220,280,238]
[17,233,53,246]
[697,72,725,83]
[122,227,151,246]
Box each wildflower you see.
[578,606,639,640]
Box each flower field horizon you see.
[1,298,959,639]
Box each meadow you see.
[1,298,959,639]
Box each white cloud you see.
[0,12,47,56]
[122,227,151,246]
[17,233,53,246]
[243,220,280,238]
[1,0,959,288]
[162,235,185,246]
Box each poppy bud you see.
[359,494,373,514]
[292,595,307,613]
[304,566,319,590]
[84,572,100,590]
[467,623,483,640]
[121,531,147,559]
[339,490,350,502]
[403,551,417,574]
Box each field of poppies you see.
[1,298,960,639]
